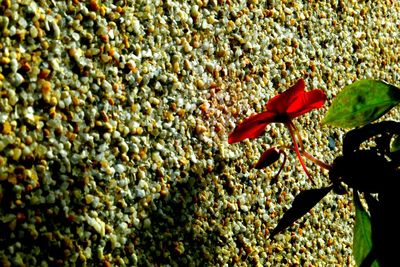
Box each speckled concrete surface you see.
[1,0,400,266]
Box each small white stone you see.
[85,214,106,236]
[135,189,145,198]
[115,164,126,173]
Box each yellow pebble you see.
[0,57,10,65]
[2,121,12,134]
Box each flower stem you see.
[302,151,331,171]
[280,143,332,171]
[292,121,305,151]
[285,121,314,185]
[279,145,331,172]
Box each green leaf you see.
[322,80,400,128]
[353,192,379,267]
[269,186,332,238]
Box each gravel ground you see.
[1,0,400,266]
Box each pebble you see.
[85,214,106,236]
[1,1,399,266]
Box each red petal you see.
[228,111,276,144]
[266,79,305,114]
[254,147,281,169]
[286,89,326,118]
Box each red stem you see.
[286,121,331,171]
[282,145,331,171]
[302,151,332,171]
[293,121,304,151]
[285,121,315,185]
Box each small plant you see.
[229,79,400,266]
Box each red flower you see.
[228,79,326,181]
[228,79,326,144]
